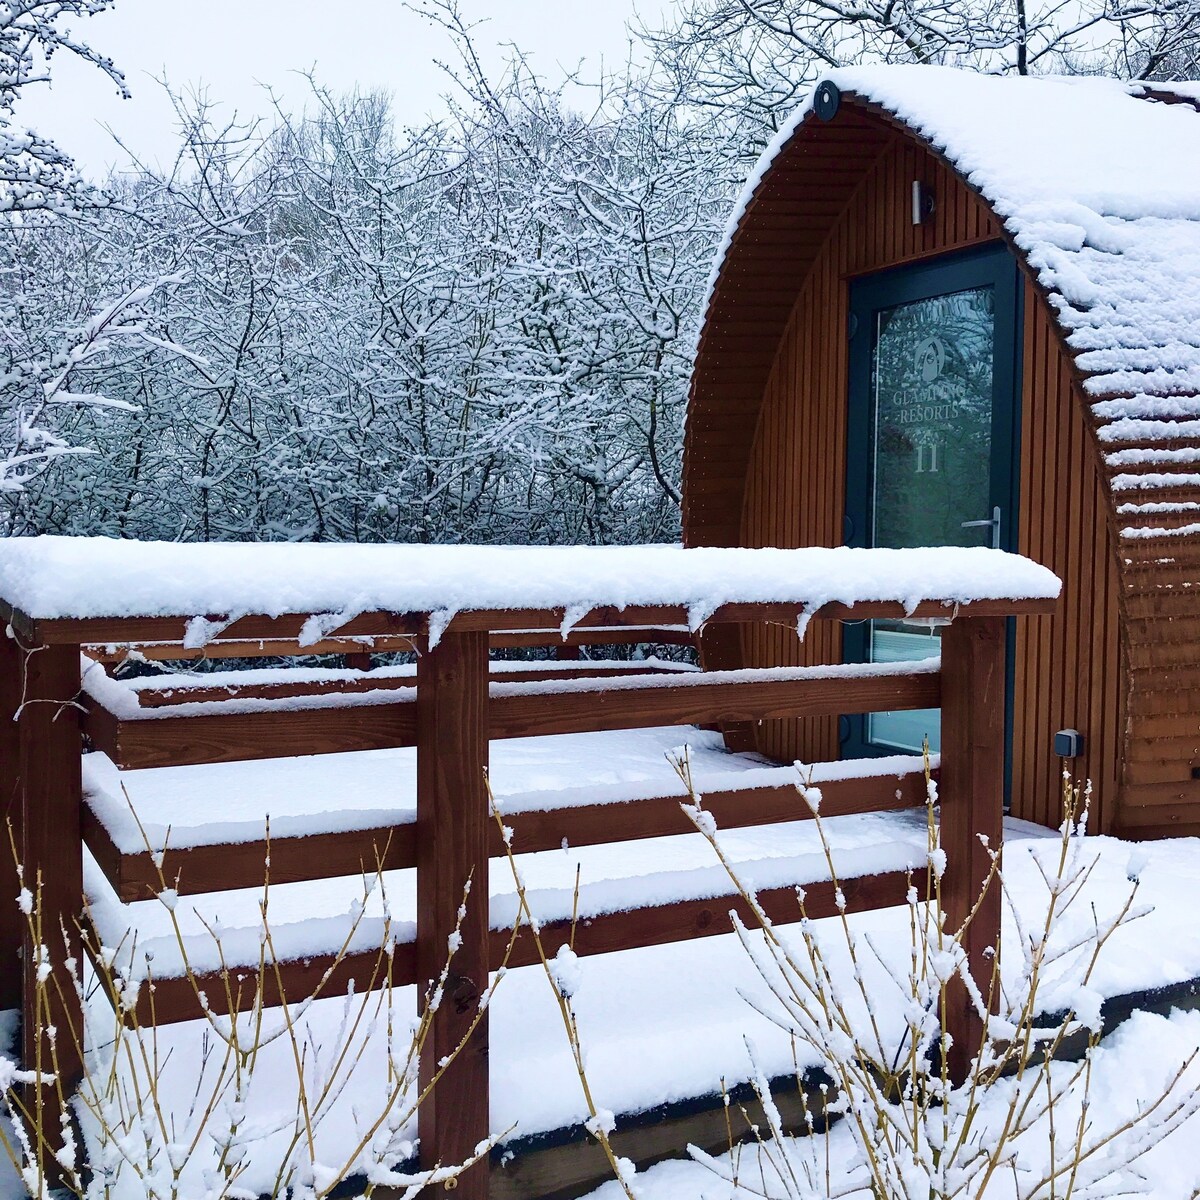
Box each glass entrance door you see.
[843,245,1021,757]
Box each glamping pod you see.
[683,66,1200,838]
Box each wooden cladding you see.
[685,97,1140,835]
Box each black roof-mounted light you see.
[814,80,841,122]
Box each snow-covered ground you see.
[9,725,1200,1197]
[581,1008,1200,1198]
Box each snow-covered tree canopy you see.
[3,0,1199,545]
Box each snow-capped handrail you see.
[0,536,1059,648]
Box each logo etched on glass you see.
[914,335,946,382]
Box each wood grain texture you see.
[84,660,954,769]
[939,617,1006,1084]
[416,630,490,1195]
[494,869,927,971]
[84,770,930,901]
[26,598,1055,648]
[0,631,22,1009]
[110,939,419,1027]
[81,809,417,901]
[19,643,85,1119]
[683,92,1128,836]
[488,667,941,740]
[83,700,418,768]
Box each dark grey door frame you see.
[842,242,1023,779]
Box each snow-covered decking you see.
[82,728,937,980]
[73,724,1200,1192]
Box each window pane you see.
[871,287,995,550]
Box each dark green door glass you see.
[845,245,1020,759]
[868,287,995,752]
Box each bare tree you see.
[642,0,1200,156]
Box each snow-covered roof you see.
[0,536,1059,628]
[713,65,1200,423]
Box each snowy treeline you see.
[3,0,1200,544]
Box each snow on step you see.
[79,824,1200,1170]
[84,807,933,983]
[81,725,938,981]
[82,726,765,852]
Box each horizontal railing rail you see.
[82,765,933,902]
[80,661,939,769]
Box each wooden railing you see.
[0,596,1051,1197]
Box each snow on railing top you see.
[0,536,1060,631]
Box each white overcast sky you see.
[22,0,671,179]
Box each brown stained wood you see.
[19,643,85,1124]
[81,807,417,901]
[112,868,927,1028]
[113,939,420,1027]
[494,869,928,971]
[489,668,941,741]
[83,700,418,769]
[0,632,21,1009]
[85,663,946,770]
[685,92,1130,838]
[23,597,1056,649]
[507,771,928,858]
[939,617,1006,1085]
[416,630,490,1196]
[83,770,930,905]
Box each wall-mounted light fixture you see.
[912,180,935,226]
[1054,728,1085,759]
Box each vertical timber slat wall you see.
[708,131,1123,831]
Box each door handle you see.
[961,505,1002,550]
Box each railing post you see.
[697,622,757,751]
[939,614,1005,1085]
[0,627,22,1011]
[18,641,85,1138]
[417,629,490,1194]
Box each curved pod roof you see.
[684,66,1200,830]
[685,66,1200,545]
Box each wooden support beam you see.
[503,771,929,858]
[488,666,941,740]
[18,642,85,1140]
[109,938,419,1027]
[417,631,491,1195]
[0,630,22,1010]
[83,700,418,769]
[696,622,757,752]
[82,664,939,769]
[939,615,1006,1085]
[18,596,1058,647]
[80,806,418,901]
[494,869,927,970]
[104,867,925,1028]
[82,770,930,901]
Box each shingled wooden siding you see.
[713,133,1124,832]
